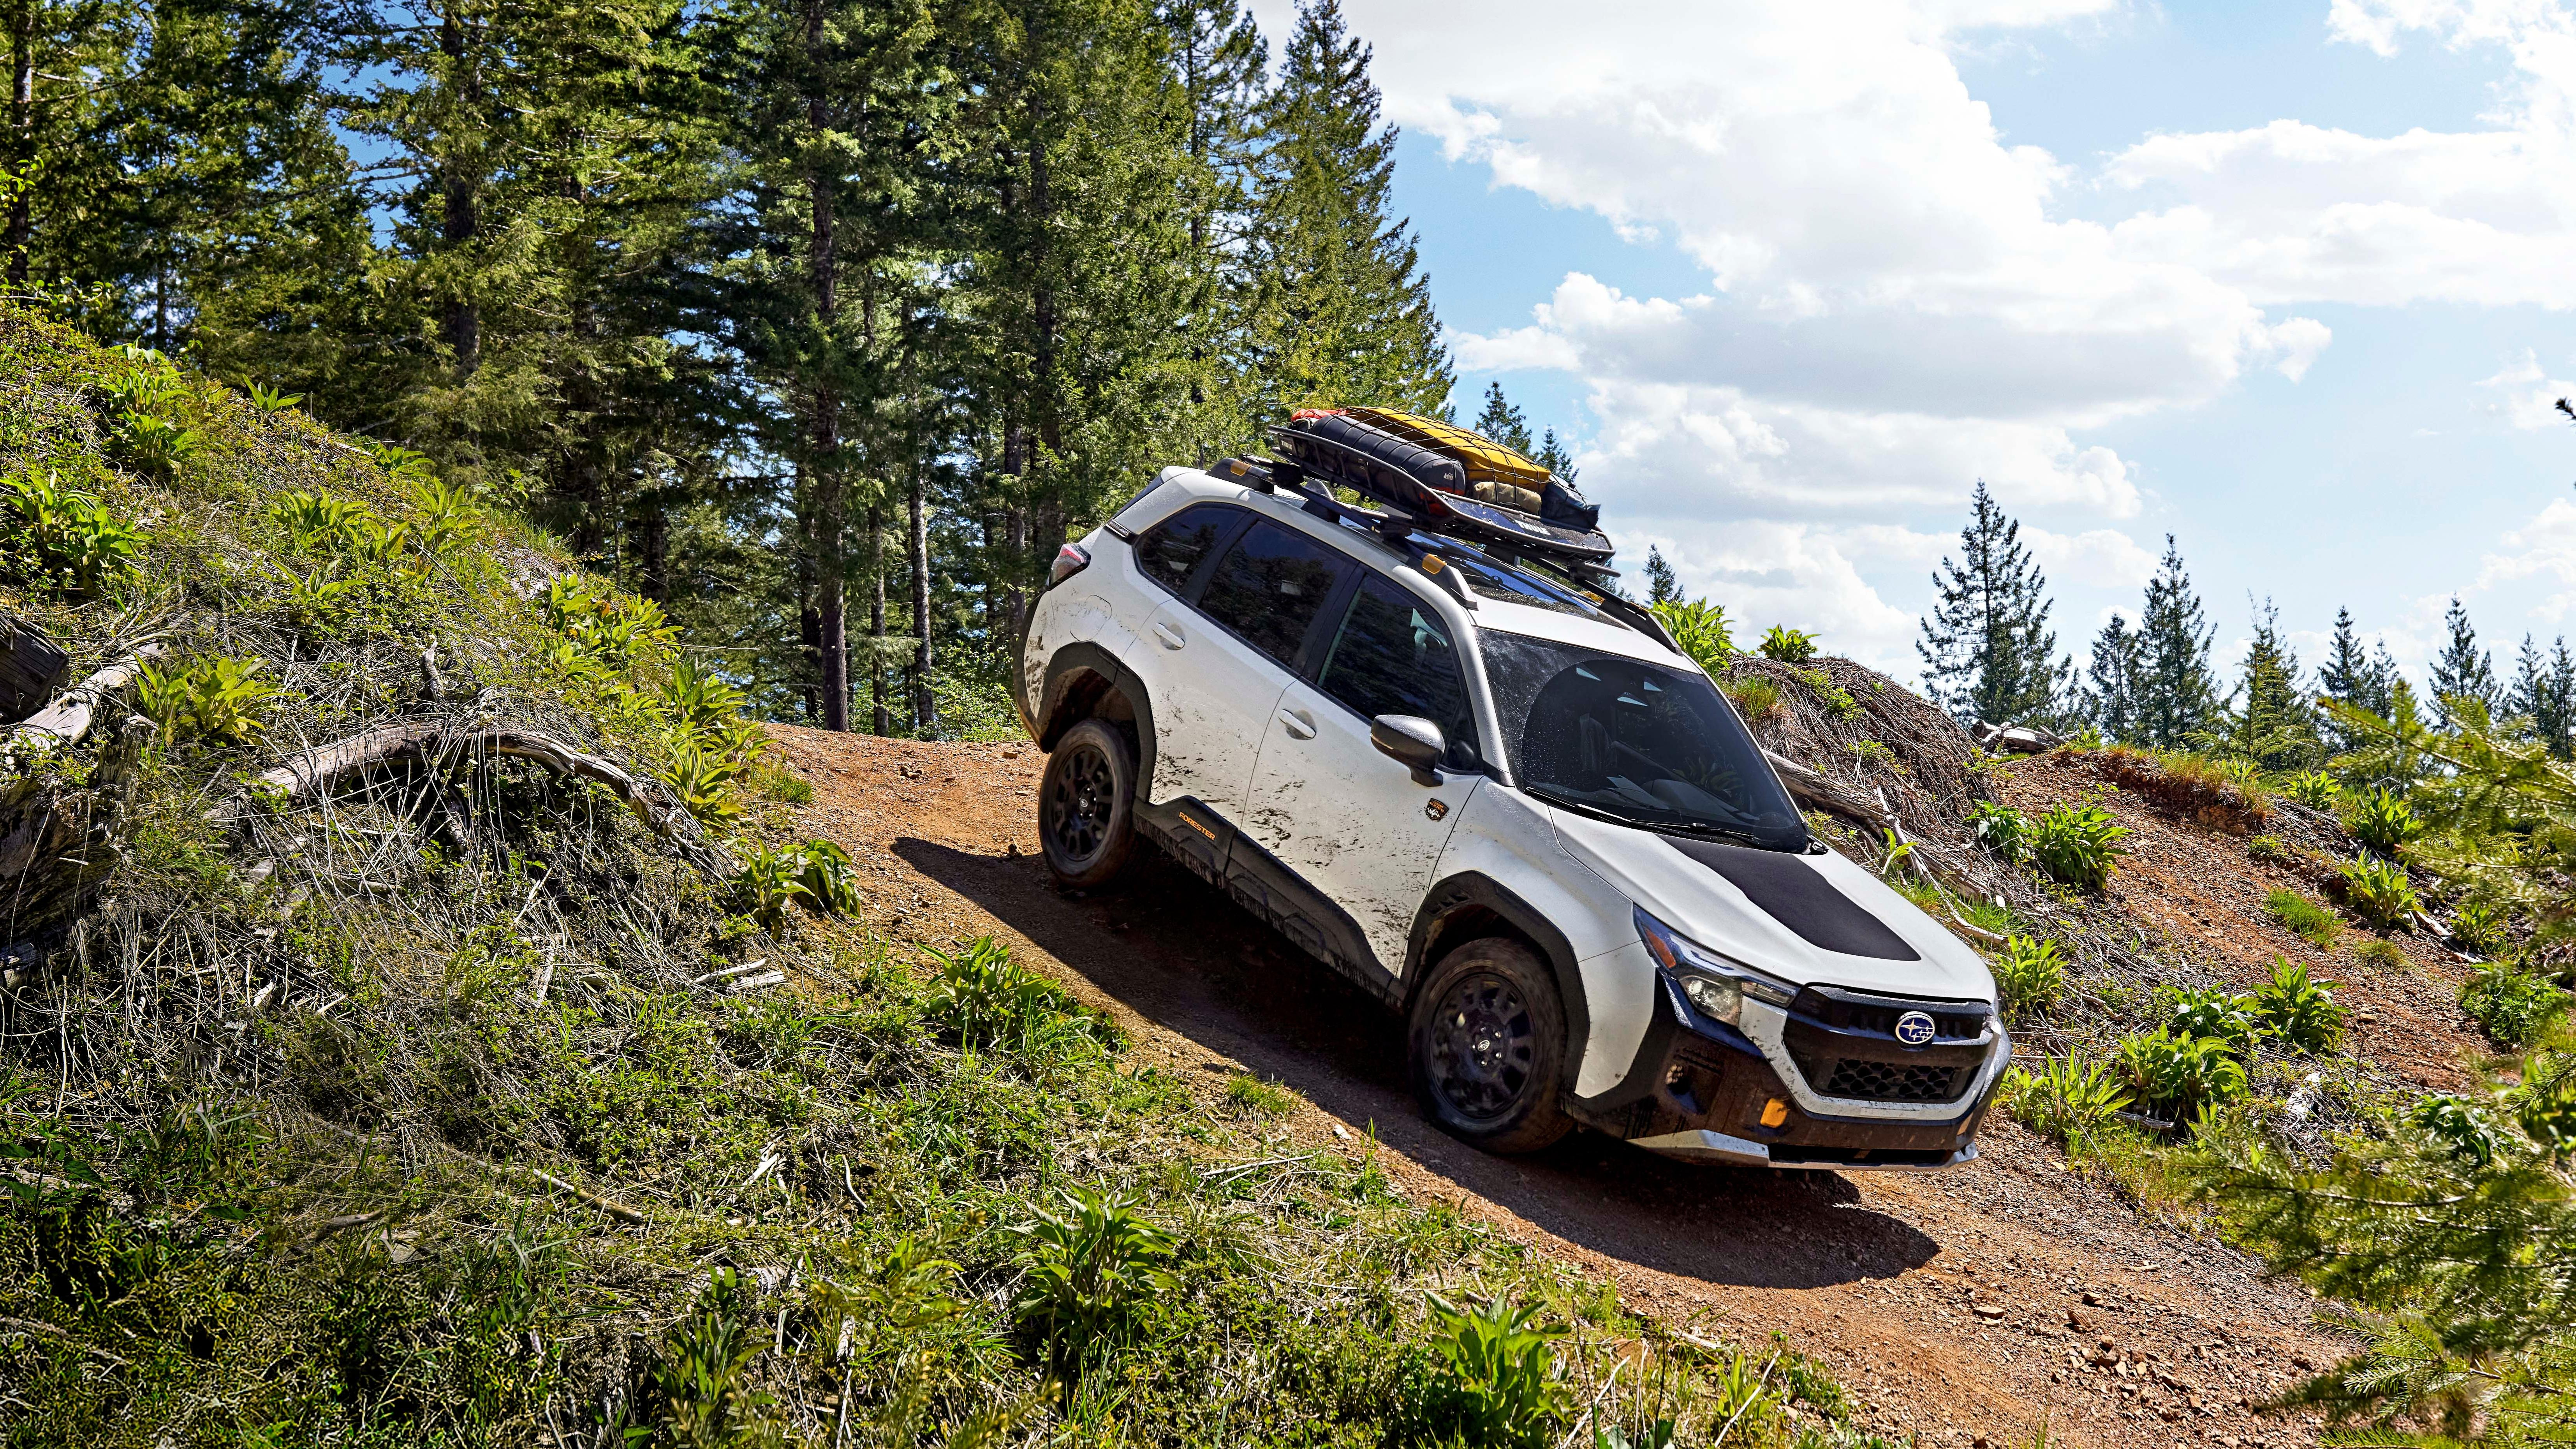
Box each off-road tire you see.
[1038,717,1138,890]
[1408,938,1575,1153]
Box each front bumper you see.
[1570,974,2005,1171]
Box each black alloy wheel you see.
[1407,938,1573,1153]
[1037,717,1136,889]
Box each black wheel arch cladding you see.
[1037,642,1157,790]
[1406,872,1591,1095]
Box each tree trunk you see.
[440,3,481,374]
[909,423,933,736]
[806,0,847,732]
[635,491,669,602]
[868,504,888,734]
[796,466,821,722]
[6,0,31,285]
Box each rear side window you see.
[1198,520,1350,667]
[1134,505,1238,594]
[1319,574,1479,764]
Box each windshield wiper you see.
[1523,785,1789,850]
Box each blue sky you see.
[1252,0,2576,697]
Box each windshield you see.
[1481,631,1808,851]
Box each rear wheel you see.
[1038,717,1137,890]
[1408,938,1574,1154]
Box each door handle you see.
[1277,708,1315,740]
[1153,621,1185,650]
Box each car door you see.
[1244,569,1484,979]
[1135,515,1354,829]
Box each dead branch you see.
[9,641,166,748]
[1764,748,1892,831]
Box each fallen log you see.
[8,641,164,749]
[1763,748,1892,831]
[235,724,720,873]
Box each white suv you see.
[1013,461,2009,1169]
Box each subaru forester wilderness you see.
[1011,407,2009,1169]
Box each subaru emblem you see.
[1894,1010,1937,1048]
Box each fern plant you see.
[1422,1297,1568,1449]
[1991,934,2064,1018]
[2252,956,2346,1053]
[136,656,278,748]
[2028,800,2127,889]
[0,470,144,595]
[2000,1055,2133,1146]
[2338,854,2421,930]
[1009,1188,1180,1370]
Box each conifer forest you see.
[7,1,2576,1447]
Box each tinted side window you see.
[1319,574,1480,763]
[1134,506,1236,594]
[1197,521,1350,666]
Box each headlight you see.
[1633,905,1798,1027]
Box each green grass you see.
[2265,888,2344,949]
[1223,1073,1298,1118]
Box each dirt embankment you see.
[766,724,2353,1449]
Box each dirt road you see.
[768,724,2335,1449]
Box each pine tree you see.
[2132,535,2220,749]
[1158,0,1267,456]
[2081,614,2143,742]
[2318,606,2392,729]
[2431,595,2500,727]
[1534,426,1576,480]
[1915,481,2068,727]
[2507,635,2576,759]
[1472,380,1532,451]
[1643,546,1681,607]
[1236,0,1450,421]
[2199,600,2321,770]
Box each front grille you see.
[1792,986,1988,1042]
[1822,1058,1964,1103]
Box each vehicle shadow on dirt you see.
[893,837,1937,1292]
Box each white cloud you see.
[2477,349,2576,427]
[1614,520,1923,671]
[2024,527,2159,589]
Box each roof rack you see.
[1265,407,1618,579]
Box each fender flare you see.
[1403,871,1592,1095]
[1035,641,1157,789]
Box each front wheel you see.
[1037,718,1137,890]
[1407,938,1574,1154]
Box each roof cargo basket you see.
[1268,407,1615,570]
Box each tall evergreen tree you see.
[2200,599,2321,770]
[2507,634,2576,758]
[2317,604,2398,750]
[1643,546,1681,607]
[1472,380,1531,452]
[1915,481,2068,726]
[2081,613,2143,742]
[1157,0,1266,455]
[2430,595,2499,726]
[1534,426,1576,479]
[1236,0,1449,421]
[2132,535,2220,749]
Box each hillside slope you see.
[0,310,1886,1447]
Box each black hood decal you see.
[1663,838,1921,961]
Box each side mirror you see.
[1370,715,1446,786]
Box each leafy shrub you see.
[2282,770,2340,809]
[1758,625,1819,663]
[2114,1028,2248,1120]
[662,656,747,737]
[792,838,861,913]
[2252,956,2346,1053]
[0,470,144,595]
[1420,1297,1568,1449]
[271,489,381,556]
[2161,986,2262,1053]
[2028,801,2127,889]
[656,738,746,827]
[1991,935,2064,1018]
[1999,1055,2132,1145]
[922,936,1106,1049]
[2453,897,2512,956]
[543,577,677,672]
[100,356,202,477]
[244,381,303,414]
[2345,787,2422,857]
[1009,1188,1179,1368]
[2247,834,2288,865]
[727,840,858,934]
[2264,888,2342,950]
[1650,598,1734,673]
[2338,855,2421,930]
[2462,964,2571,1049]
[648,1269,779,1447]
[2407,1094,2506,1168]
[1720,672,1780,725]
[136,655,277,748]
[1968,801,2028,865]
